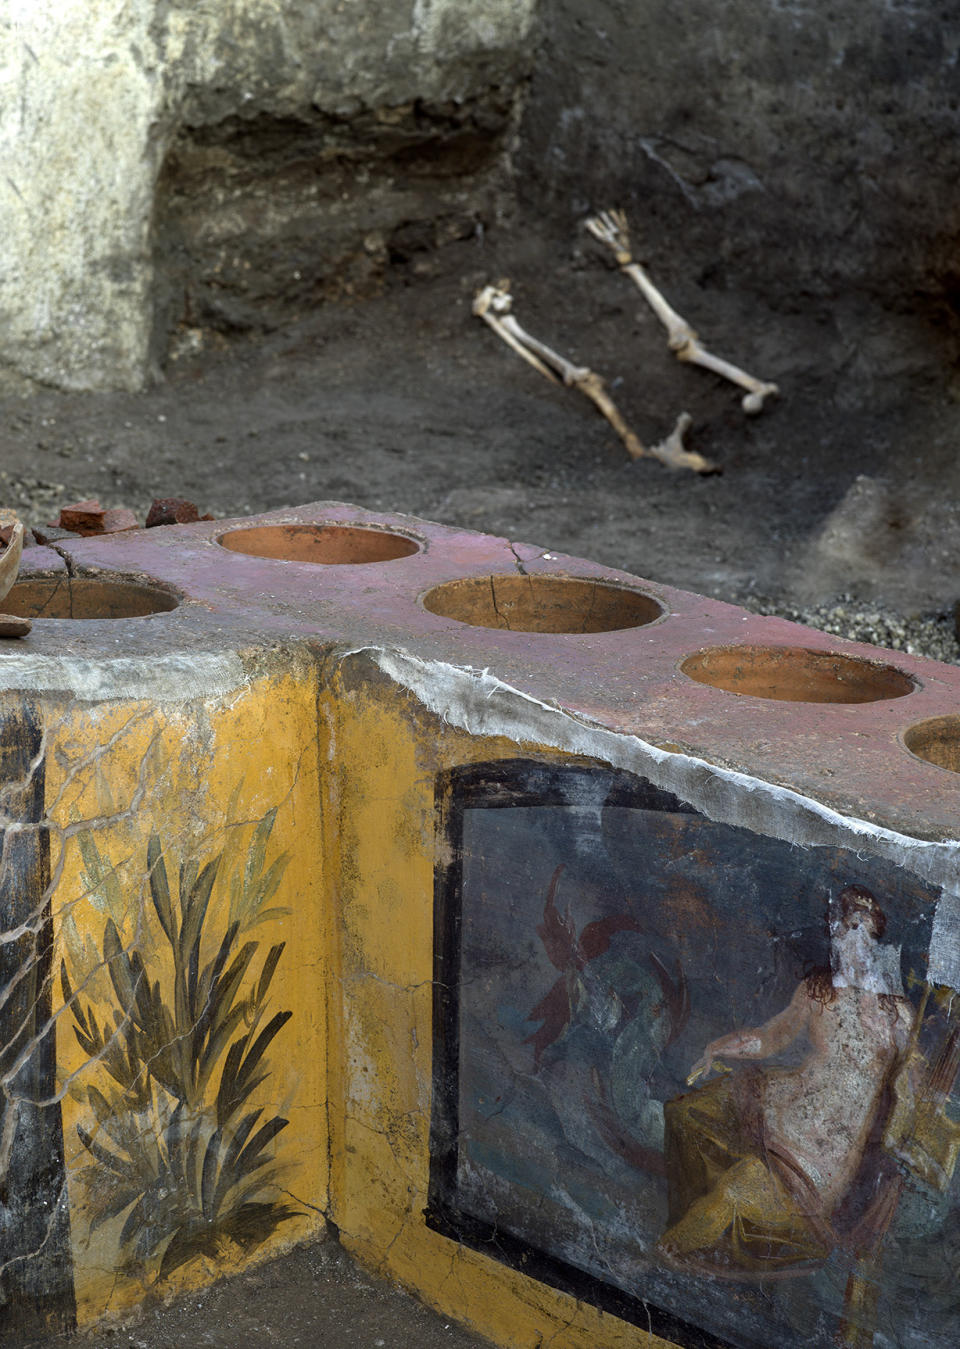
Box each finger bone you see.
[584,209,633,266]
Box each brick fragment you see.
[57,500,105,535]
[100,508,139,534]
[146,498,200,528]
[0,524,37,548]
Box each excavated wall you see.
[0,0,537,392]
[519,0,960,308]
[2,0,959,392]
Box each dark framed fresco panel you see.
[428,759,960,1349]
[0,705,75,1341]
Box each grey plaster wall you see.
[519,1,960,305]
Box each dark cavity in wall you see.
[151,92,516,362]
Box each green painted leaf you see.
[103,919,139,1014]
[255,943,285,1007]
[77,829,123,919]
[147,834,175,944]
[201,1127,223,1219]
[234,1117,288,1179]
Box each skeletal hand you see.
[585,209,780,415]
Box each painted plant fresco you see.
[430,761,960,1349]
[55,786,302,1310]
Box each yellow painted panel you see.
[48,671,329,1324]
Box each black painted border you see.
[0,702,76,1338]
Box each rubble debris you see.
[0,523,38,548]
[748,592,960,665]
[146,497,204,528]
[32,524,83,546]
[52,501,153,535]
[100,507,139,533]
[585,209,779,415]
[56,499,106,535]
[473,281,718,474]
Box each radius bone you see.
[472,284,560,384]
[473,282,717,473]
[585,209,779,415]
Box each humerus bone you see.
[473,283,718,474]
[585,210,779,415]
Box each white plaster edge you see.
[0,651,248,702]
[358,645,960,894]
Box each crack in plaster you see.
[351,970,437,995]
[278,1186,326,1218]
[507,542,528,576]
[0,1164,70,1284]
[50,543,76,578]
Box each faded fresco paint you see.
[43,671,328,1326]
[431,760,960,1348]
[324,662,679,1349]
[325,656,960,1349]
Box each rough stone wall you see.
[519,0,960,306]
[0,0,537,392]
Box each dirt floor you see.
[8,214,960,1348]
[3,218,960,641]
[27,1233,490,1349]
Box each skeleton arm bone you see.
[586,211,779,415]
[472,285,559,383]
[473,283,717,472]
[675,339,780,415]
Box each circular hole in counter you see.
[218,524,420,564]
[420,574,664,633]
[4,576,180,620]
[902,716,960,772]
[680,644,916,703]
